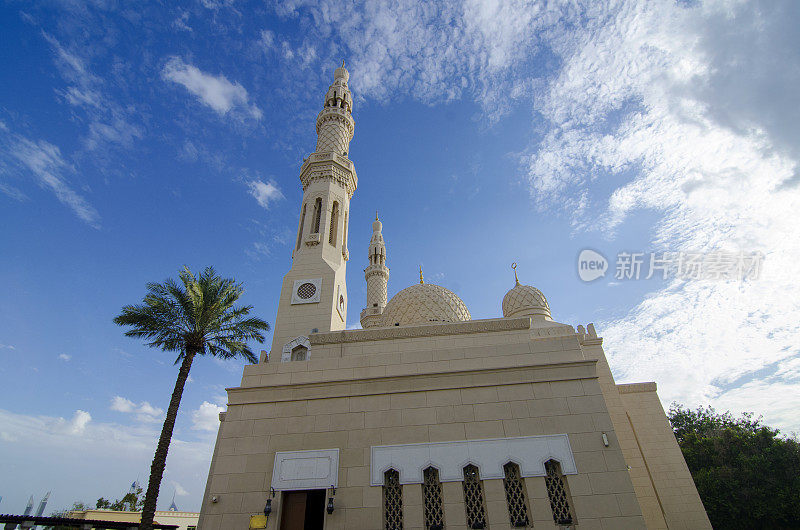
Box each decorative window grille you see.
[422,467,445,530]
[383,469,403,530]
[290,345,308,361]
[329,201,339,246]
[502,462,531,528]
[312,197,322,233]
[462,465,487,529]
[544,460,575,527]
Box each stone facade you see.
[197,65,710,529]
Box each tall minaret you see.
[360,213,389,328]
[266,63,357,361]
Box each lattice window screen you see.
[383,469,403,530]
[422,467,445,530]
[462,465,487,529]
[544,460,575,526]
[502,462,531,528]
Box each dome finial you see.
[512,262,520,285]
[375,210,379,221]
[419,265,424,284]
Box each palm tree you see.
[114,266,269,530]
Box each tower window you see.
[329,201,339,246]
[383,469,403,530]
[342,211,348,251]
[462,464,488,529]
[296,203,306,250]
[502,462,531,528]
[422,467,444,530]
[297,282,317,299]
[544,460,575,527]
[312,197,322,234]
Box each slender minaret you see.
[266,63,357,361]
[360,213,389,328]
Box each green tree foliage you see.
[669,404,800,529]
[95,485,144,511]
[114,266,269,530]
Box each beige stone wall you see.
[198,319,647,529]
[618,383,711,529]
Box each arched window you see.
[296,203,306,250]
[341,211,348,251]
[502,462,531,528]
[311,197,322,234]
[383,469,403,530]
[462,465,487,529]
[422,467,444,530]
[544,460,575,527]
[329,201,339,246]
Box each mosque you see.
[197,65,710,529]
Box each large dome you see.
[502,283,551,320]
[381,283,471,326]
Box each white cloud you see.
[0,343,15,350]
[0,406,214,512]
[191,401,225,432]
[58,353,71,361]
[111,396,164,423]
[162,57,262,120]
[247,179,284,210]
[267,0,800,432]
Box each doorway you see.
[280,489,326,530]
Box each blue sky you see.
[2,0,800,515]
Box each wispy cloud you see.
[247,179,284,210]
[0,126,100,227]
[58,354,71,361]
[171,480,190,497]
[162,57,262,120]
[43,33,143,152]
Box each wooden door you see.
[280,491,307,530]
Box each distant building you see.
[67,510,197,530]
[197,64,711,529]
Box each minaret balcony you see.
[299,152,358,198]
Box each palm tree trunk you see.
[139,350,196,530]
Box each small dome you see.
[382,283,471,326]
[334,64,349,82]
[503,283,551,320]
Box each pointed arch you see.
[502,461,531,528]
[422,466,444,530]
[462,464,487,529]
[544,459,575,526]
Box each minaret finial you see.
[419,265,424,284]
[375,210,379,221]
[512,262,520,285]
[342,59,346,68]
